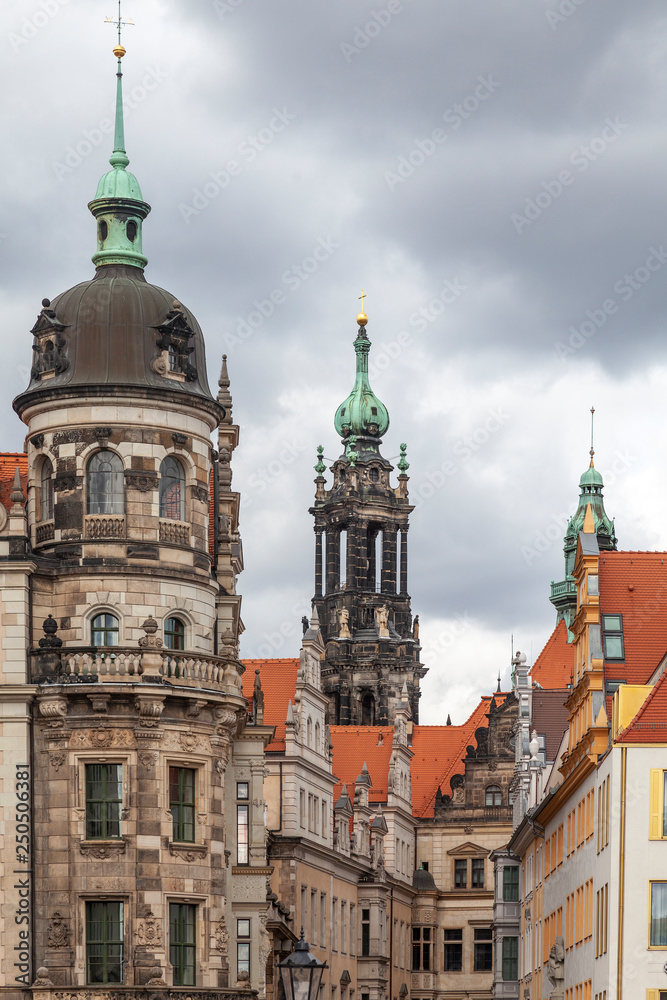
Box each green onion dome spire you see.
[88,33,150,270]
[334,306,389,459]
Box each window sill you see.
[79,838,127,858]
[168,841,208,861]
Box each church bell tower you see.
[310,302,426,726]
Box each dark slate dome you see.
[14,266,218,418]
[412,865,437,891]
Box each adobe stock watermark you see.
[411,406,511,511]
[555,245,667,360]
[385,75,501,190]
[243,439,307,510]
[545,0,589,31]
[8,0,70,52]
[213,0,244,19]
[52,67,169,181]
[521,449,636,565]
[421,613,475,660]
[511,117,628,234]
[223,235,339,352]
[369,277,468,379]
[179,108,296,223]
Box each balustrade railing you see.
[159,519,191,545]
[85,514,125,539]
[36,520,55,543]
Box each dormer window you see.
[602,614,624,660]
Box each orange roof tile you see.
[617,667,667,744]
[241,658,299,751]
[0,453,28,512]
[329,727,395,803]
[411,697,494,817]
[599,552,667,686]
[531,619,573,689]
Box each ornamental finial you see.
[356,290,368,327]
[314,445,326,476]
[397,443,409,473]
[589,406,595,467]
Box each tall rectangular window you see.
[341,901,347,954]
[412,927,431,970]
[85,764,122,840]
[320,893,327,947]
[361,909,370,956]
[237,918,251,979]
[472,858,485,888]
[332,898,338,951]
[474,928,493,971]
[443,928,462,971]
[86,901,123,984]
[501,936,518,981]
[650,883,667,947]
[170,903,196,986]
[169,767,195,842]
[601,613,624,659]
[237,782,249,865]
[349,903,355,956]
[311,890,318,946]
[454,859,467,888]
[503,865,519,901]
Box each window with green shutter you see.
[86,901,123,984]
[85,764,122,839]
[169,767,195,842]
[503,865,519,902]
[501,936,518,980]
[170,903,196,986]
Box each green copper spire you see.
[334,303,389,459]
[550,408,617,638]
[88,4,150,270]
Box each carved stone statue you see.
[412,615,419,640]
[547,935,565,997]
[338,607,351,639]
[47,911,70,948]
[375,605,390,637]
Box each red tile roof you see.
[329,727,395,803]
[616,667,667,744]
[0,453,28,512]
[531,620,573,689]
[241,658,299,751]
[242,658,499,818]
[599,552,667,686]
[411,698,494,817]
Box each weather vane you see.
[590,405,595,464]
[105,0,134,50]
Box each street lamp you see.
[278,930,327,1000]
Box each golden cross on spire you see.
[105,0,134,50]
[358,290,366,311]
[356,290,368,327]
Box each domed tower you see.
[550,415,617,637]
[3,37,274,996]
[310,303,426,725]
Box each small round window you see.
[99,220,108,242]
[126,220,137,243]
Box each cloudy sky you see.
[3,0,667,725]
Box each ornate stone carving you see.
[90,729,113,747]
[547,936,565,997]
[32,967,54,988]
[178,732,200,752]
[215,921,229,955]
[258,912,271,980]
[138,751,158,769]
[192,484,209,504]
[150,354,168,376]
[172,432,188,447]
[39,614,63,648]
[138,617,163,650]
[137,910,162,947]
[49,751,66,771]
[48,911,71,948]
[153,301,198,382]
[215,707,238,735]
[135,695,165,727]
[39,696,67,728]
[146,966,167,986]
[169,843,208,862]
[79,840,127,859]
[338,608,351,639]
[187,700,207,718]
[125,470,159,492]
[215,757,226,775]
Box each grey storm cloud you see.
[2,0,667,721]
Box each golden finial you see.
[106,0,134,57]
[590,406,595,467]
[356,290,368,327]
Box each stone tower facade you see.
[0,42,274,1000]
[310,311,426,725]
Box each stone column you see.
[314,529,323,597]
[399,528,408,594]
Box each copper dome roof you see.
[14,266,219,418]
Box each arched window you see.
[361,693,375,726]
[86,450,124,515]
[92,613,119,647]
[40,458,54,521]
[485,784,502,807]
[164,616,185,651]
[307,716,313,746]
[315,722,321,751]
[159,457,185,520]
